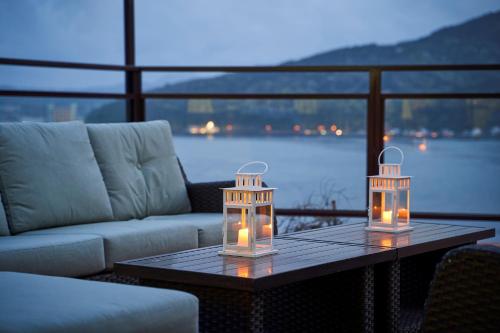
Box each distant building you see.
[401,100,413,120]
[50,103,78,122]
[187,99,214,114]
[294,100,318,115]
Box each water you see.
[174,136,500,239]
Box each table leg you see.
[364,265,375,333]
[375,260,400,333]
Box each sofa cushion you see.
[23,219,199,269]
[0,234,105,277]
[0,121,113,234]
[0,193,9,236]
[145,213,223,248]
[87,121,191,221]
[0,272,198,333]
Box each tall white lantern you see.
[366,146,413,233]
[219,161,278,258]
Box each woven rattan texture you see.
[422,245,500,333]
[85,272,139,285]
[186,181,235,213]
[375,260,401,333]
[143,266,374,333]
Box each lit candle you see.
[398,208,408,219]
[382,210,392,224]
[238,228,249,247]
[262,224,272,237]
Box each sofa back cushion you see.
[0,121,114,234]
[0,193,9,236]
[87,121,191,220]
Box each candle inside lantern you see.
[262,224,272,237]
[398,208,408,219]
[238,228,249,247]
[382,210,392,224]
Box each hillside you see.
[86,11,500,133]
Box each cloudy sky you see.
[1,0,500,90]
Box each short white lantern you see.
[366,146,413,233]
[219,161,278,257]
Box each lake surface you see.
[174,136,500,239]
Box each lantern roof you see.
[368,175,411,180]
[222,186,277,191]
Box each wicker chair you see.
[399,244,500,333]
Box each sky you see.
[1,0,500,90]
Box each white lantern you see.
[219,161,278,257]
[366,146,413,233]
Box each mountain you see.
[86,11,500,133]
[287,11,500,66]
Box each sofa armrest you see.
[186,181,235,213]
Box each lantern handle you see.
[236,161,269,175]
[378,146,404,166]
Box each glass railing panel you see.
[385,98,500,215]
[382,70,500,93]
[0,97,126,123]
[142,71,368,94]
[0,66,124,93]
[145,98,367,215]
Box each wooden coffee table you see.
[116,221,494,333]
[115,236,394,333]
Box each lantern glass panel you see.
[397,190,410,226]
[372,191,395,225]
[255,205,273,250]
[225,207,251,249]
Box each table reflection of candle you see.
[381,238,393,247]
[382,210,392,224]
[238,228,249,247]
[262,224,272,237]
[237,266,249,278]
[398,208,408,219]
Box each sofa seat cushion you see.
[0,234,105,277]
[0,121,113,234]
[23,219,199,269]
[87,121,191,221]
[0,272,198,333]
[145,213,223,248]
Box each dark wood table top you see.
[281,221,495,258]
[115,237,394,291]
[115,221,494,291]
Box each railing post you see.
[124,0,144,122]
[366,69,384,205]
[130,70,145,122]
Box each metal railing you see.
[0,0,499,222]
[1,57,500,222]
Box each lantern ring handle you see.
[378,146,404,166]
[237,161,269,175]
